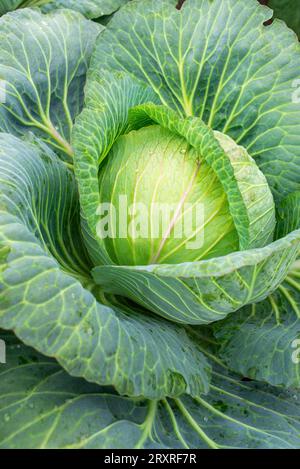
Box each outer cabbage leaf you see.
[214,276,300,388]
[0,331,299,449]
[0,8,101,160]
[0,0,21,14]
[91,0,300,202]
[0,133,210,399]
[213,192,300,388]
[0,0,129,18]
[40,0,130,18]
[93,233,300,325]
[276,191,300,239]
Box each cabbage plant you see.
[1,0,300,449]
